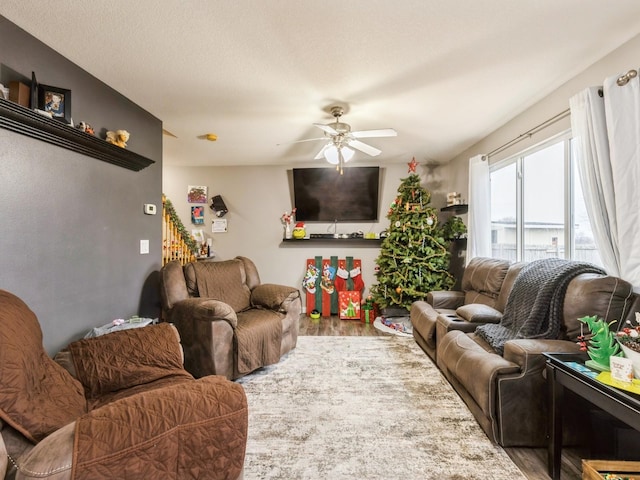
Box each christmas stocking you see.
[350,266,365,293]
[302,264,319,294]
[334,267,349,292]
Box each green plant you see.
[616,312,640,352]
[442,216,467,241]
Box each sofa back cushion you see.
[0,290,86,443]
[562,273,634,341]
[462,257,511,307]
[185,259,252,312]
[494,262,527,313]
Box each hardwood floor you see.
[298,314,583,480]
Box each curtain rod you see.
[482,108,571,161]
[482,68,636,161]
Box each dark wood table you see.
[544,352,640,479]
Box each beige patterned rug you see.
[237,336,526,479]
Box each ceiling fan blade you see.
[276,137,325,146]
[349,139,382,157]
[314,143,331,160]
[313,123,338,135]
[351,128,397,138]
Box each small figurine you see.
[75,121,95,135]
[106,129,130,148]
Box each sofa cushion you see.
[561,273,634,341]
[0,290,86,443]
[461,257,511,306]
[186,260,252,312]
[67,323,193,402]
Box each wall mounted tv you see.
[292,166,380,222]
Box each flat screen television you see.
[292,166,380,222]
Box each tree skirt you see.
[238,336,526,479]
[373,316,413,337]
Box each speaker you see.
[210,195,228,217]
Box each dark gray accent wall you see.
[0,16,163,354]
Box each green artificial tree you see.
[370,159,455,311]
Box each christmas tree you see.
[370,158,454,310]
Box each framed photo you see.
[38,84,71,123]
[191,206,205,225]
[187,185,207,203]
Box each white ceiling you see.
[3,1,640,167]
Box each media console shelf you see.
[281,238,382,247]
[0,98,155,171]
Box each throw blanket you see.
[475,259,604,355]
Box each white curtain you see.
[467,154,491,262]
[570,69,640,289]
[603,72,640,288]
[569,87,620,277]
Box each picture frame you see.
[187,185,207,203]
[38,84,71,123]
[191,205,205,224]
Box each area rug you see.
[237,336,526,479]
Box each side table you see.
[544,352,640,479]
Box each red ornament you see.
[408,157,418,173]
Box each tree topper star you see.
[408,157,418,173]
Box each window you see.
[489,133,602,266]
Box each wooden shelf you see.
[0,98,155,171]
[281,237,382,247]
[441,204,468,214]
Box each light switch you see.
[140,239,149,254]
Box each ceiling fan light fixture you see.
[324,145,339,164]
[323,144,354,165]
[341,145,355,162]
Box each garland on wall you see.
[163,196,199,254]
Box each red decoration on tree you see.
[408,157,418,173]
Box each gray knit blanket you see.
[475,258,604,355]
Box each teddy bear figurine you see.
[106,129,130,148]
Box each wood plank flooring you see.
[298,314,583,480]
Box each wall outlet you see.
[144,203,156,215]
[140,239,149,254]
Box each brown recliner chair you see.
[437,262,635,447]
[0,289,248,480]
[160,256,301,380]
[411,257,522,362]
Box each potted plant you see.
[442,215,467,242]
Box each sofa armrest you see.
[251,284,300,312]
[169,298,238,329]
[456,304,502,324]
[503,339,581,371]
[427,291,465,309]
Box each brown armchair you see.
[160,256,301,380]
[0,289,248,480]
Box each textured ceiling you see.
[2,1,640,167]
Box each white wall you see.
[444,32,640,198]
[163,162,449,311]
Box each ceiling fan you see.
[293,106,397,173]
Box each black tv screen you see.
[292,167,380,222]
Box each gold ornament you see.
[396,286,402,294]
